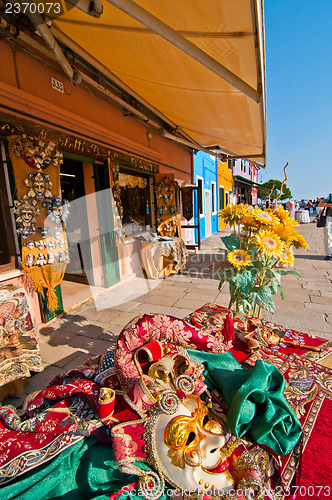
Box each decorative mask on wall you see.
[25,171,53,201]
[44,195,70,225]
[13,195,40,238]
[13,135,63,170]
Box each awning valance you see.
[49,0,266,166]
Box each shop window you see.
[0,145,17,271]
[197,177,204,215]
[219,186,225,210]
[211,182,216,213]
[119,171,151,236]
[225,191,229,207]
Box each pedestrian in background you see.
[319,194,332,260]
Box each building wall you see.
[193,151,218,241]
[218,159,233,230]
[0,38,193,323]
[0,39,192,180]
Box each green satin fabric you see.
[1,438,163,500]
[188,350,302,456]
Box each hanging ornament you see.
[13,195,40,238]
[25,171,53,201]
[38,227,49,239]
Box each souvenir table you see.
[0,304,331,500]
[294,210,310,224]
[0,284,43,401]
[141,235,188,279]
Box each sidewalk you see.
[5,220,332,407]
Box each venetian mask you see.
[21,209,33,223]
[147,396,234,494]
[23,149,38,168]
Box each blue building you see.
[193,151,219,241]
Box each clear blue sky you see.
[262,0,332,201]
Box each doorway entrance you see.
[60,159,93,285]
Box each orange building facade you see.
[0,37,193,324]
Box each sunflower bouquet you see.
[218,204,308,316]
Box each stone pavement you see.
[4,219,332,407]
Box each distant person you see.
[288,200,296,218]
[318,194,332,260]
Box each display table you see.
[295,210,310,223]
[141,235,188,279]
[0,284,43,400]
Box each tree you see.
[258,179,292,202]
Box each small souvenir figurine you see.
[35,240,45,250]
[53,226,62,240]
[47,252,56,265]
[25,171,53,201]
[25,254,34,267]
[57,238,65,248]
[35,253,47,266]
[13,195,40,238]
[58,250,69,263]
[44,196,70,225]
[47,240,56,251]
[25,240,35,250]
[223,311,235,342]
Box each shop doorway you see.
[60,159,93,285]
[205,189,212,237]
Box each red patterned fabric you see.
[0,306,330,498]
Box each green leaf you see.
[278,282,285,300]
[237,300,252,315]
[232,270,254,294]
[220,235,241,252]
[251,286,276,313]
[270,279,279,295]
[277,269,301,277]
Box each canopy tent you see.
[25,0,267,166]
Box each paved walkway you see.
[4,219,332,407]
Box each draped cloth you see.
[188,350,302,456]
[1,308,331,499]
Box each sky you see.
[262,0,332,201]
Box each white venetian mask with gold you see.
[145,394,234,495]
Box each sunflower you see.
[278,246,294,266]
[250,208,279,227]
[252,230,284,259]
[273,206,299,227]
[272,223,298,245]
[227,249,252,269]
[219,204,249,226]
[293,234,309,249]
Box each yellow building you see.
[218,159,233,230]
